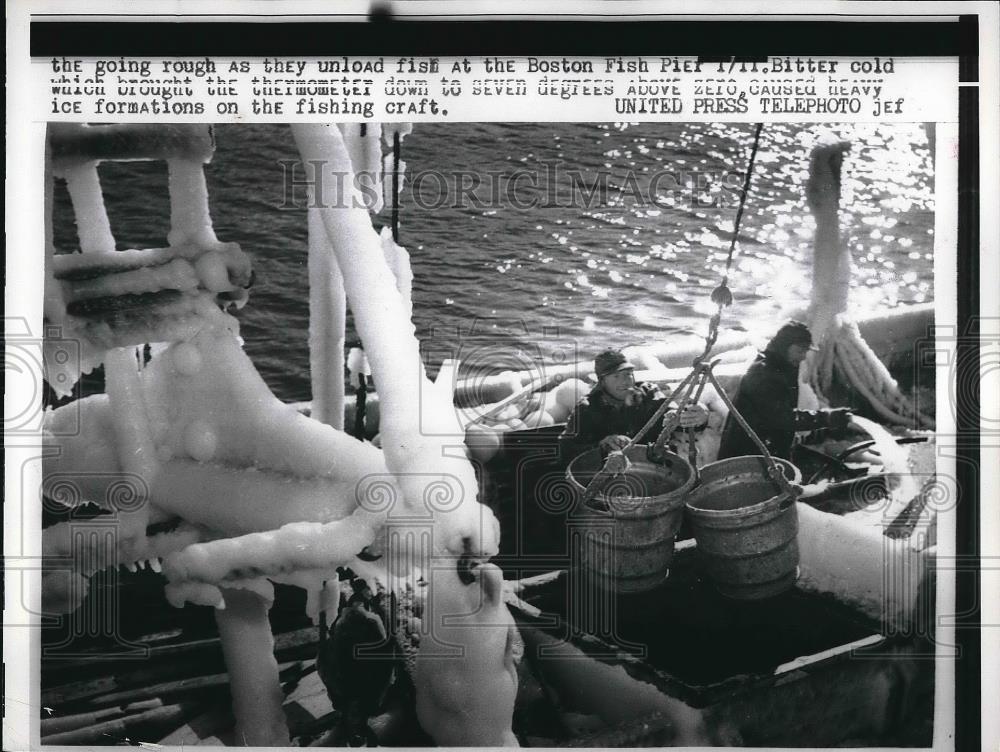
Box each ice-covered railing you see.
[45,124,254,394]
[44,123,254,565]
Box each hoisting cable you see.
[581,122,796,504]
[695,122,794,497]
[700,122,765,362]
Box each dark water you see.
[53,122,934,403]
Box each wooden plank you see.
[43,624,319,682]
[70,661,303,710]
[40,698,165,736]
[42,626,320,708]
[41,702,204,746]
[42,653,227,707]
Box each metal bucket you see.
[685,456,802,600]
[566,446,696,593]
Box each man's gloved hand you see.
[599,434,630,453]
[826,408,853,431]
[646,443,668,464]
[679,403,709,428]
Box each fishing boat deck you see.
[39,411,937,746]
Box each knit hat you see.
[594,349,635,378]
[766,321,819,353]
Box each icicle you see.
[166,159,218,247]
[382,152,407,217]
[104,347,159,552]
[380,227,414,323]
[320,578,341,615]
[164,514,383,586]
[338,123,384,213]
[214,589,290,746]
[307,197,346,429]
[61,162,116,253]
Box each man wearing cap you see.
[558,349,708,463]
[717,321,852,460]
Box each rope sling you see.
[582,123,797,504]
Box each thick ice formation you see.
[380,226,414,322]
[415,562,519,746]
[805,132,852,346]
[797,502,930,631]
[102,347,160,554]
[44,121,508,747]
[167,158,218,247]
[44,124,250,396]
[292,123,498,559]
[290,123,512,746]
[339,123,384,214]
[49,123,215,163]
[307,203,346,429]
[45,325,394,537]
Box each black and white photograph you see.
[5,4,997,752]
[32,118,944,747]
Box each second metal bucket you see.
[566,446,696,593]
[685,456,802,600]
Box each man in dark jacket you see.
[559,349,707,463]
[717,321,851,460]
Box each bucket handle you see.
[580,366,707,506]
[778,490,799,511]
[575,455,695,518]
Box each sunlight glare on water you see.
[52,122,935,402]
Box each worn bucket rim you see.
[685,455,802,520]
[565,444,697,517]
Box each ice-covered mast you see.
[803,134,934,429]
